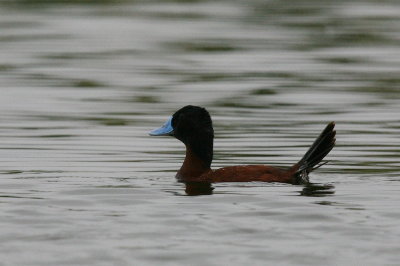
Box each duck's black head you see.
[150,105,214,167]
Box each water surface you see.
[0,0,400,265]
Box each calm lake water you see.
[1,0,400,265]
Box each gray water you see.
[1,0,400,265]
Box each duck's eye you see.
[174,113,186,126]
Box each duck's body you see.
[178,165,293,183]
[176,146,294,183]
[150,105,336,185]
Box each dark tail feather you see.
[293,122,336,184]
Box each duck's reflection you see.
[184,182,214,196]
[299,183,335,197]
[182,182,334,196]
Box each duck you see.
[149,105,336,185]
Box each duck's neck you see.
[176,146,212,181]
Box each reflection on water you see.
[1,0,400,265]
[184,182,214,196]
[299,183,335,197]
[185,182,335,197]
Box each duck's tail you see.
[292,122,336,184]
